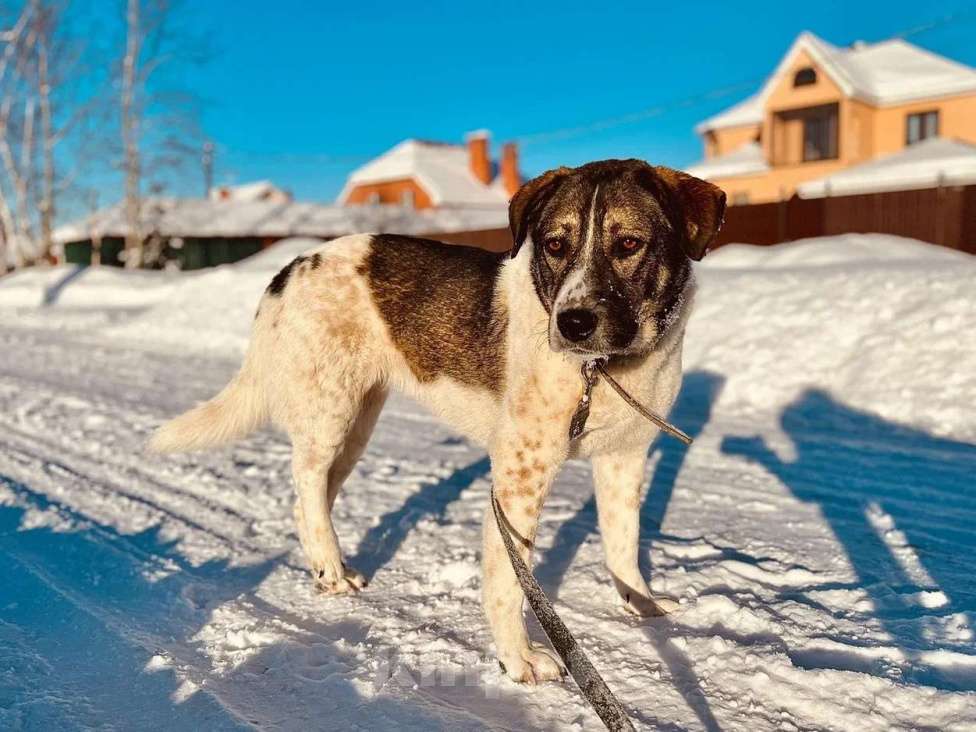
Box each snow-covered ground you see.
[1,234,974,731]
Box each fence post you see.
[777,187,787,244]
[935,172,946,248]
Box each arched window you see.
[794,67,817,87]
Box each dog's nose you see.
[557,308,598,342]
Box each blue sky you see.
[180,1,976,202]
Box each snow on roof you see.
[797,137,976,198]
[684,141,769,180]
[697,32,976,132]
[209,180,291,203]
[337,139,509,207]
[694,94,763,134]
[52,196,509,245]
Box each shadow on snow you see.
[721,388,976,690]
[0,476,517,731]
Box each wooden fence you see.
[715,184,976,254]
[427,184,976,256]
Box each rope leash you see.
[491,492,636,732]
[593,361,693,445]
[492,357,693,731]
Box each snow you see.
[696,32,976,132]
[684,142,769,180]
[337,139,510,208]
[694,94,763,134]
[1,233,975,730]
[797,137,976,197]
[838,38,976,106]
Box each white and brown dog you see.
[151,159,725,684]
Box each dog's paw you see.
[623,592,680,617]
[498,643,566,685]
[313,565,367,595]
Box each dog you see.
[151,159,725,684]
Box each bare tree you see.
[119,0,206,269]
[120,0,140,267]
[0,0,103,268]
[0,0,204,271]
[0,2,35,267]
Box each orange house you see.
[687,32,976,204]
[339,131,521,210]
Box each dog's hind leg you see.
[291,385,385,594]
[326,384,387,510]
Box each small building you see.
[338,131,521,209]
[687,32,976,204]
[54,196,511,269]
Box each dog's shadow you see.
[348,454,491,581]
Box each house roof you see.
[797,137,976,198]
[696,32,976,133]
[684,141,769,180]
[337,139,510,207]
[52,196,509,245]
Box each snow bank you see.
[704,233,968,269]
[106,237,329,356]
[689,234,976,441]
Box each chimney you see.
[500,142,521,197]
[466,130,492,185]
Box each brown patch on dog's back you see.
[361,235,507,393]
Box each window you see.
[906,111,939,145]
[794,67,817,87]
[366,191,381,205]
[802,104,839,161]
[401,189,415,208]
[731,192,750,206]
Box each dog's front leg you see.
[592,448,679,616]
[483,431,566,684]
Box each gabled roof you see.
[337,139,510,207]
[684,141,769,180]
[797,137,976,198]
[697,32,976,133]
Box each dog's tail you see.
[149,356,269,454]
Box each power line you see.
[511,6,976,150]
[894,4,976,39]
[514,79,762,147]
[218,7,976,169]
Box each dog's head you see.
[509,159,725,357]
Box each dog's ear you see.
[652,167,727,261]
[508,167,571,258]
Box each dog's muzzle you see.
[551,302,638,356]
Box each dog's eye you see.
[614,237,644,257]
[544,237,566,256]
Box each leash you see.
[492,357,693,731]
[592,360,693,445]
[491,492,637,732]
